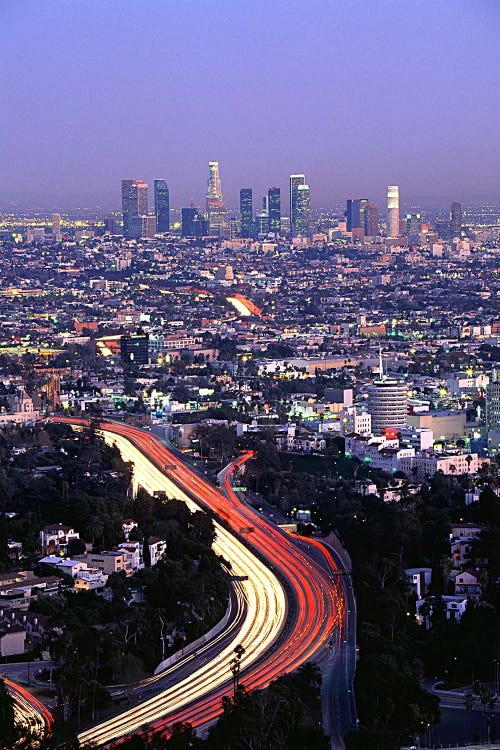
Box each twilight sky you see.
[1,0,499,210]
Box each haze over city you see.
[2,0,500,209]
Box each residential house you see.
[405,567,432,598]
[79,550,132,576]
[416,595,468,628]
[74,569,108,592]
[454,570,482,600]
[148,537,167,567]
[122,519,138,541]
[40,523,80,554]
[38,555,87,578]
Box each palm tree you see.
[86,515,104,550]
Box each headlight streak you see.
[53,419,344,748]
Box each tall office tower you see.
[154,179,170,232]
[364,203,379,236]
[51,213,61,239]
[435,218,451,241]
[268,187,281,234]
[294,184,311,236]
[181,207,207,238]
[346,198,368,232]
[486,370,500,432]
[406,212,422,242]
[104,215,116,234]
[240,188,253,238]
[141,214,157,239]
[122,179,148,239]
[387,185,400,238]
[290,174,306,236]
[206,161,227,237]
[367,350,408,434]
[450,201,462,240]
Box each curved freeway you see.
[4,677,54,742]
[54,418,344,747]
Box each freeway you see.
[4,676,54,742]
[54,418,344,746]
[220,455,355,749]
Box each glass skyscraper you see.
[290,174,306,236]
[240,188,253,238]
[154,179,170,232]
[450,201,462,240]
[122,179,148,239]
[294,184,311,237]
[267,187,281,234]
[206,161,227,237]
[346,198,368,232]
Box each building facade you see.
[387,185,400,238]
[154,179,170,232]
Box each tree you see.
[86,515,105,549]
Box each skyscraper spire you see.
[379,344,384,381]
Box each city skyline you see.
[2,0,499,208]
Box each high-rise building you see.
[346,198,368,232]
[122,179,148,239]
[294,184,311,237]
[182,207,207,238]
[486,370,500,432]
[364,203,379,237]
[240,188,253,238]
[406,213,422,242]
[290,174,306,236]
[206,161,227,237]
[51,213,61,239]
[103,215,116,234]
[450,201,462,240]
[268,187,281,234]
[141,214,157,239]
[435,218,451,241]
[154,179,170,232]
[387,185,400,238]
[367,350,408,434]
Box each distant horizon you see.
[1,184,499,217]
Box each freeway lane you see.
[4,677,54,742]
[54,419,343,746]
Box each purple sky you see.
[2,0,499,210]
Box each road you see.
[54,418,344,747]
[219,456,356,749]
[4,676,54,742]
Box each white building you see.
[148,537,167,567]
[339,406,372,436]
[416,595,468,628]
[366,377,408,434]
[398,453,478,482]
[39,524,80,554]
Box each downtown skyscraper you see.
[268,187,281,234]
[154,179,170,233]
[206,161,227,237]
[294,184,311,237]
[240,188,253,238]
[387,185,400,238]
[290,174,306,236]
[450,201,462,240]
[122,179,148,239]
